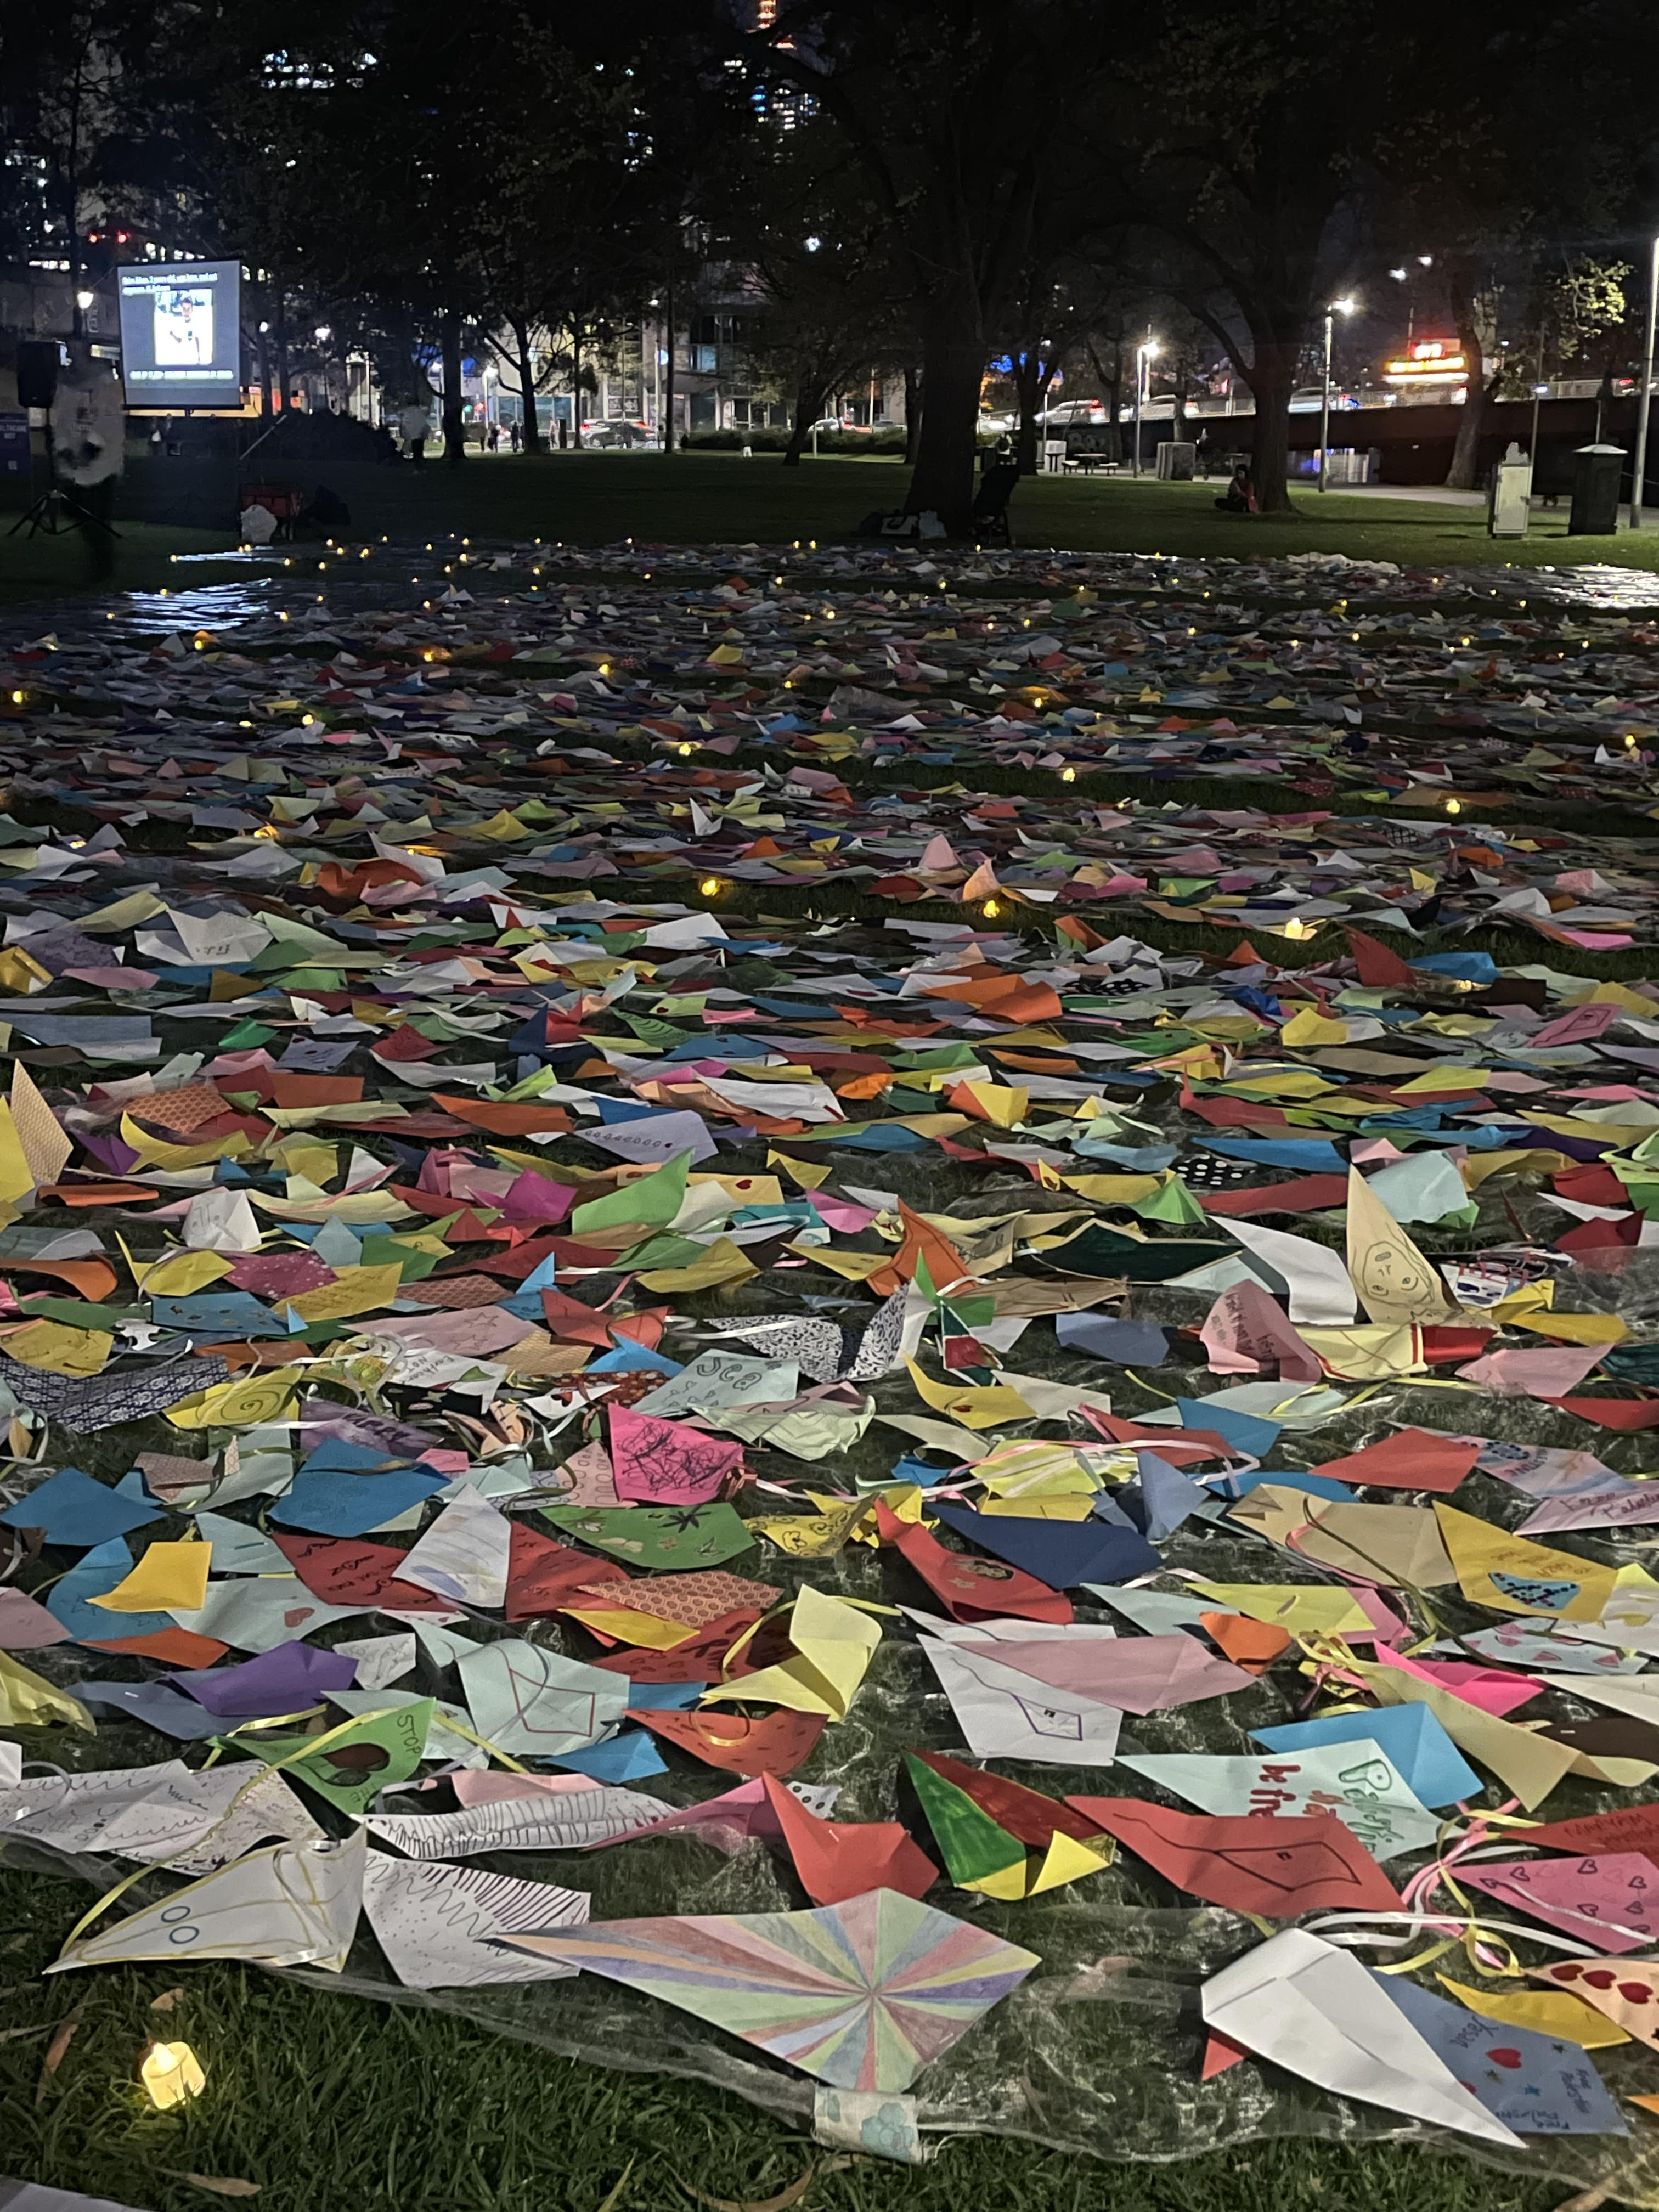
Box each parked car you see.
[1038,399,1109,426]
[808,416,872,433]
[579,419,658,449]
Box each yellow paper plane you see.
[701,1587,881,1719]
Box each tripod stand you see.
[9,424,119,542]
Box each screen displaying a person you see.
[153,287,213,367]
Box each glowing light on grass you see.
[140,2042,205,2111]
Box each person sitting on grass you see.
[1215,461,1257,512]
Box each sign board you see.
[0,412,31,478]
[117,261,242,410]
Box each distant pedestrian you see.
[508,420,521,453]
[487,422,500,452]
[399,401,429,464]
[1195,428,1211,478]
[1215,461,1256,513]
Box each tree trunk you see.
[1595,369,1613,447]
[903,332,984,532]
[1445,274,1488,490]
[276,295,290,412]
[1173,366,1190,448]
[1243,336,1299,512]
[904,365,923,462]
[510,315,543,454]
[441,308,465,464]
[1014,348,1042,475]
[256,321,273,420]
[1085,336,1124,425]
[783,376,823,466]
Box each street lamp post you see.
[1318,297,1355,492]
[1632,233,1659,530]
[1132,338,1159,476]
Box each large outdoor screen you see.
[117,260,242,409]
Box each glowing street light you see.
[1318,297,1356,493]
[1132,338,1160,477]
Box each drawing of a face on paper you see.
[50,1830,365,1974]
[1346,1166,1449,1326]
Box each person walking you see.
[508,420,521,453]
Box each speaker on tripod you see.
[9,343,120,544]
[15,341,60,412]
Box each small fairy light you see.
[699,876,725,899]
[140,2041,205,2111]
[9,690,24,706]
[678,741,694,757]
[981,898,1002,919]
[1061,766,1076,782]
[1283,918,1313,940]
[1446,798,1462,815]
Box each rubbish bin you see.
[1488,447,1532,538]
[1570,443,1625,535]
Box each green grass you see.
[323,450,1659,569]
[3,456,1654,606]
[0,1867,1563,2212]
